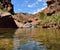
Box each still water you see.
[0,28,60,50]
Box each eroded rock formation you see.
[0,0,14,14]
[0,12,18,28]
[46,0,60,16]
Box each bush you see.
[39,12,45,21]
[39,14,60,23]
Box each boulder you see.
[0,12,18,28]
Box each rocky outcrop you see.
[36,0,60,16]
[0,0,14,14]
[13,13,33,22]
[0,12,39,28]
[0,12,18,28]
[13,13,39,28]
[46,0,60,16]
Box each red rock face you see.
[46,0,60,16]
[36,0,60,16]
[0,0,14,14]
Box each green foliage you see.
[0,9,7,12]
[46,14,60,21]
[0,4,7,12]
[38,14,60,23]
[40,12,45,17]
[0,4,3,9]
[39,12,45,20]
[52,14,60,21]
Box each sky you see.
[11,0,47,14]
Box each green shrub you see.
[39,14,60,23]
[39,12,45,20]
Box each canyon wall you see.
[46,0,60,16]
[0,0,14,14]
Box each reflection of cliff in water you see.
[0,28,60,50]
[13,28,46,50]
[0,28,16,38]
[14,28,60,50]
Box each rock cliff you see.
[46,0,60,16]
[36,0,60,16]
[0,12,18,28]
[0,0,14,14]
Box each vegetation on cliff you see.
[38,14,60,28]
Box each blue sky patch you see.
[11,0,47,14]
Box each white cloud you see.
[27,2,39,8]
[37,0,42,2]
[27,0,45,8]
[18,9,22,11]
[37,0,46,2]
[28,4,34,8]
[27,2,37,8]
[33,6,47,14]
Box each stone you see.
[0,0,14,14]
[0,12,18,28]
[46,0,60,16]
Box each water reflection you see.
[13,28,46,50]
[13,38,46,50]
[0,28,60,50]
[17,40,46,50]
